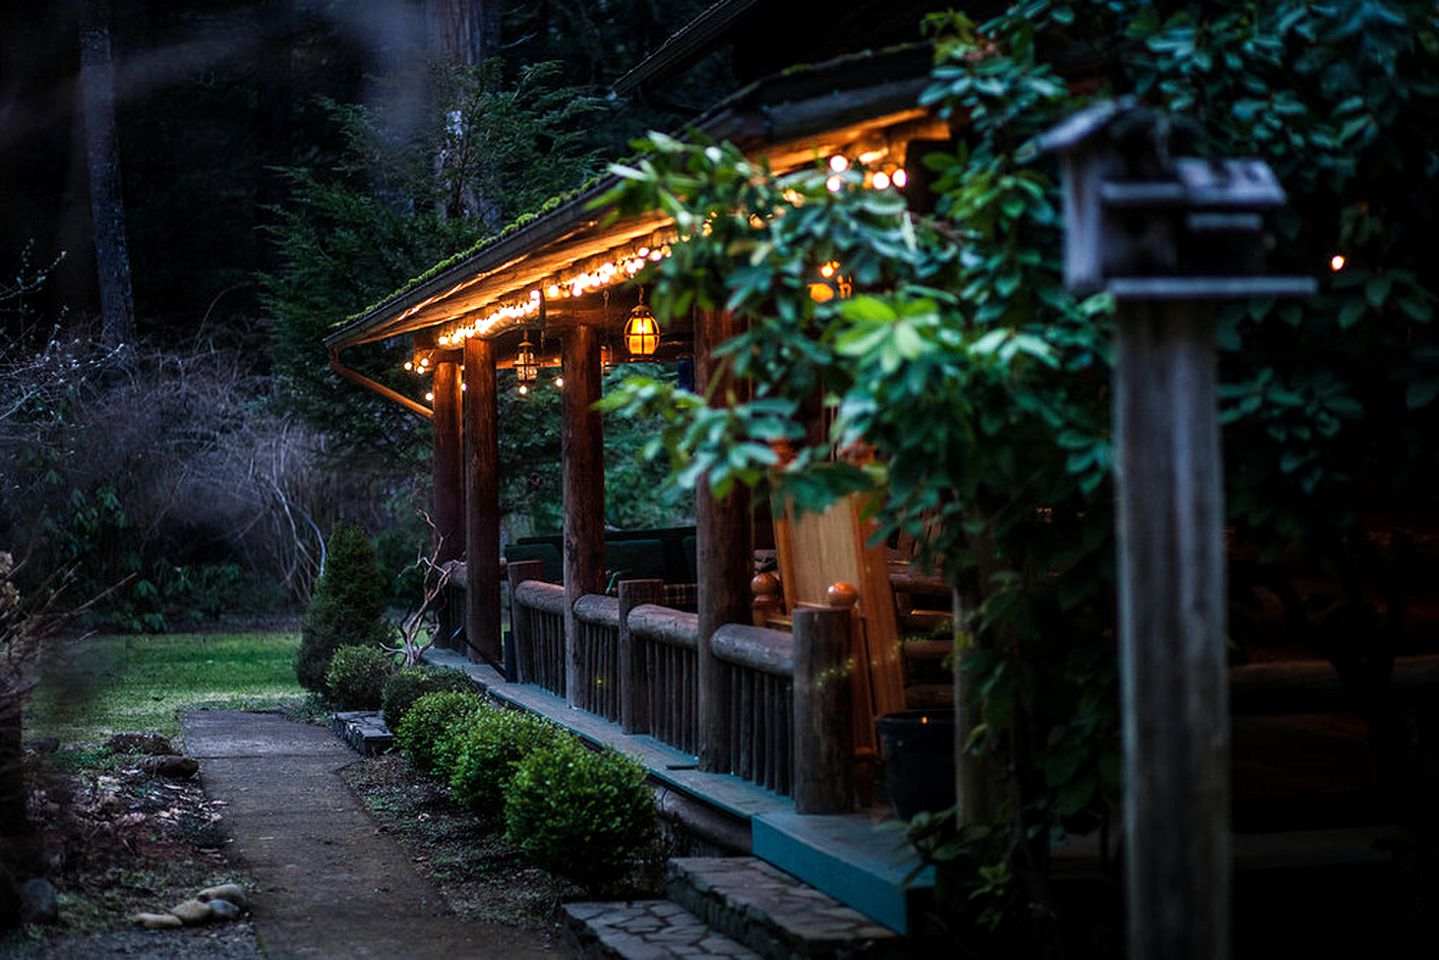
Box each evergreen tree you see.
[295,522,390,693]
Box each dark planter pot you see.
[876,709,956,821]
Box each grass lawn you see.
[25,630,307,743]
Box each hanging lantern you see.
[624,304,660,357]
[514,333,538,385]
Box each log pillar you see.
[793,603,855,813]
[561,324,605,707]
[463,337,500,666]
[431,355,464,650]
[695,308,751,774]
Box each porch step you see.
[668,857,900,959]
[563,900,760,959]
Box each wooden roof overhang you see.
[325,45,948,355]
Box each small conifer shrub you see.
[295,522,390,694]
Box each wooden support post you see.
[695,308,751,773]
[793,603,855,813]
[561,324,604,708]
[618,579,665,734]
[431,356,464,650]
[506,559,545,684]
[1113,300,1229,960]
[463,337,500,666]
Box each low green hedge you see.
[394,690,485,775]
[382,665,473,731]
[503,739,658,893]
[325,645,396,710]
[445,707,572,816]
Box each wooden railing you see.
[713,623,793,795]
[623,588,701,755]
[504,568,860,809]
[511,578,567,698]
[573,594,621,721]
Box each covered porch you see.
[325,47,954,934]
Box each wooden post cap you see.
[751,571,781,597]
[825,581,859,608]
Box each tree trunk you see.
[79,0,135,348]
[426,0,500,66]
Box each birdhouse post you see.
[1040,101,1313,960]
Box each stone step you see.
[668,858,901,959]
[330,710,394,756]
[564,900,760,959]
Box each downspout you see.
[329,347,433,419]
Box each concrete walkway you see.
[183,710,560,960]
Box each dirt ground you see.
[338,752,580,936]
[0,746,264,959]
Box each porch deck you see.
[425,647,935,935]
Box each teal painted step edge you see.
[750,811,935,935]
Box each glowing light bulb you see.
[872,171,891,190]
[826,176,842,193]
[529,289,540,300]
[403,361,413,371]
[554,376,564,387]
[820,262,836,279]
[546,284,560,298]
[892,168,908,188]
[518,384,529,396]
[424,391,434,402]
[1330,254,1346,272]
[828,154,849,173]
[461,382,466,391]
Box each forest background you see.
[0,0,715,631]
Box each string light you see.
[828,154,849,173]
[892,168,908,188]
[1330,254,1346,272]
[872,171,891,190]
[424,391,434,402]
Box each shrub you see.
[295,523,390,693]
[324,644,396,710]
[381,665,473,731]
[394,690,484,776]
[503,739,657,892]
[446,707,571,816]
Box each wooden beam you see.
[1113,299,1229,960]
[431,357,465,650]
[463,337,501,667]
[695,307,751,773]
[561,324,605,707]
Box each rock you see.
[106,732,175,755]
[26,736,60,754]
[206,898,242,921]
[168,899,213,925]
[134,912,184,929]
[139,755,199,779]
[197,883,249,910]
[19,878,58,925]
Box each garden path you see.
[182,710,561,960]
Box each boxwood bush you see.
[325,644,396,710]
[381,665,473,731]
[445,707,571,816]
[503,739,658,893]
[394,690,484,776]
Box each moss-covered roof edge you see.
[326,42,936,351]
